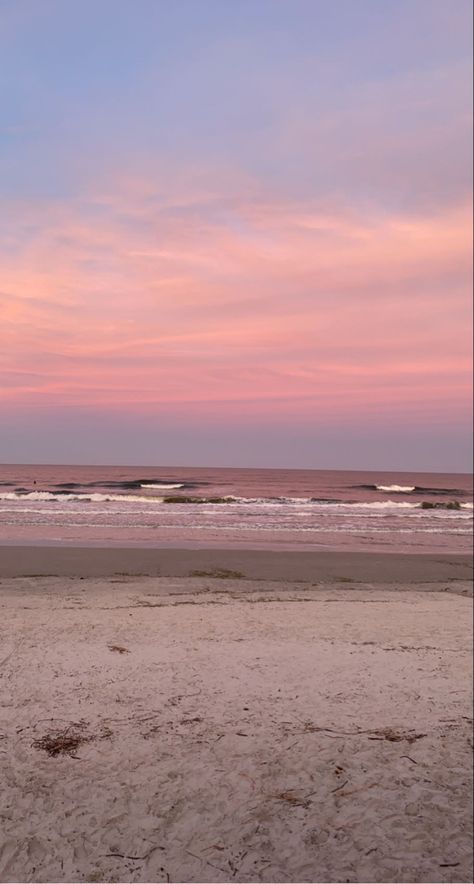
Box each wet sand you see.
[0,545,472,582]
[0,557,472,883]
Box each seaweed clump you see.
[163,495,234,504]
[420,500,461,510]
[32,722,112,757]
[189,568,244,579]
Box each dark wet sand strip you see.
[0,544,471,582]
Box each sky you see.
[0,0,472,471]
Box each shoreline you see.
[0,544,472,581]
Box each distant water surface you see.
[0,464,472,552]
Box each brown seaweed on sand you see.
[32,722,112,757]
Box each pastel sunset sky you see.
[1,0,472,470]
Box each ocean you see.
[0,464,472,553]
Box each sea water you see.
[0,464,472,552]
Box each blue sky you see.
[1,0,471,205]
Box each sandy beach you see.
[2,0,472,878]
[0,548,472,884]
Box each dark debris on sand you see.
[32,721,112,757]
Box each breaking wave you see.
[0,491,164,503]
[54,477,200,491]
[140,483,185,490]
[354,483,467,496]
[376,484,415,493]
[0,492,471,511]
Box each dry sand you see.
[0,555,472,883]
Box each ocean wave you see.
[376,484,415,493]
[55,478,200,491]
[0,491,164,503]
[0,491,471,512]
[354,483,468,496]
[337,500,418,509]
[140,483,185,489]
[231,496,472,511]
[321,500,472,511]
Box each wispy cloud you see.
[1,179,471,428]
[0,0,471,467]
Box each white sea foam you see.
[241,498,420,509]
[0,492,471,515]
[376,484,416,492]
[324,500,472,512]
[0,491,164,503]
[233,496,309,506]
[140,483,185,489]
[349,500,418,508]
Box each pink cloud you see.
[1,182,471,430]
